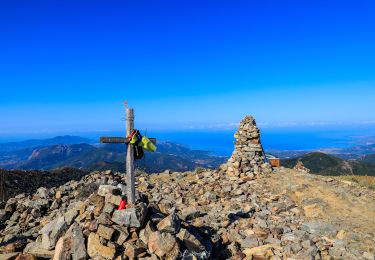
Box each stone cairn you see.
[224,115,272,177]
[294,160,310,173]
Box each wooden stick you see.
[126,107,135,204]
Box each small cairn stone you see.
[225,115,271,177]
[294,160,310,173]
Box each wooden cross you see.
[99,104,156,205]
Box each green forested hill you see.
[282,152,375,176]
[360,154,375,164]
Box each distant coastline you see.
[1,124,375,157]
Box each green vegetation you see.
[360,154,375,164]
[282,152,375,176]
[339,175,375,190]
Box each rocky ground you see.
[0,166,374,260]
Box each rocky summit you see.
[0,116,375,260]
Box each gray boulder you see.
[112,203,147,228]
[40,216,67,250]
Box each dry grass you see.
[339,175,375,190]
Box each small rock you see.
[97,225,115,240]
[36,187,49,199]
[0,253,20,260]
[301,221,337,237]
[112,225,129,245]
[111,203,146,228]
[303,203,323,218]
[53,236,71,260]
[336,230,346,240]
[156,213,181,234]
[87,233,116,260]
[124,242,146,259]
[97,185,121,197]
[329,245,346,258]
[281,233,298,242]
[15,254,37,260]
[96,213,113,226]
[105,194,122,206]
[64,209,79,225]
[31,208,41,218]
[24,242,54,259]
[243,244,281,258]
[148,231,179,259]
[180,207,200,221]
[204,191,217,200]
[177,228,206,254]
[103,203,115,215]
[163,170,172,175]
[239,235,258,248]
[139,221,154,245]
[70,224,87,260]
[55,191,62,200]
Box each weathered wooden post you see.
[99,103,156,205]
[125,107,136,204]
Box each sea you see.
[1,124,374,157]
[150,125,375,156]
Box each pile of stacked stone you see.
[294,161,310,173]
[0,170,211,259]
[224,115,272,178]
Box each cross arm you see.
[100,137,129,144]
[99,137,157,144]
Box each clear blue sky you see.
[1,0,375,135]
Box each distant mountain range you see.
[270,142,375,160]
[0,136,227,173]
[282,152,375,176]
[2,135,375,176]
[0,136,94,153]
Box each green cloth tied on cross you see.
[129,132,156,152]
[141,136,156,152]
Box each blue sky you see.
[1,0,375,135]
